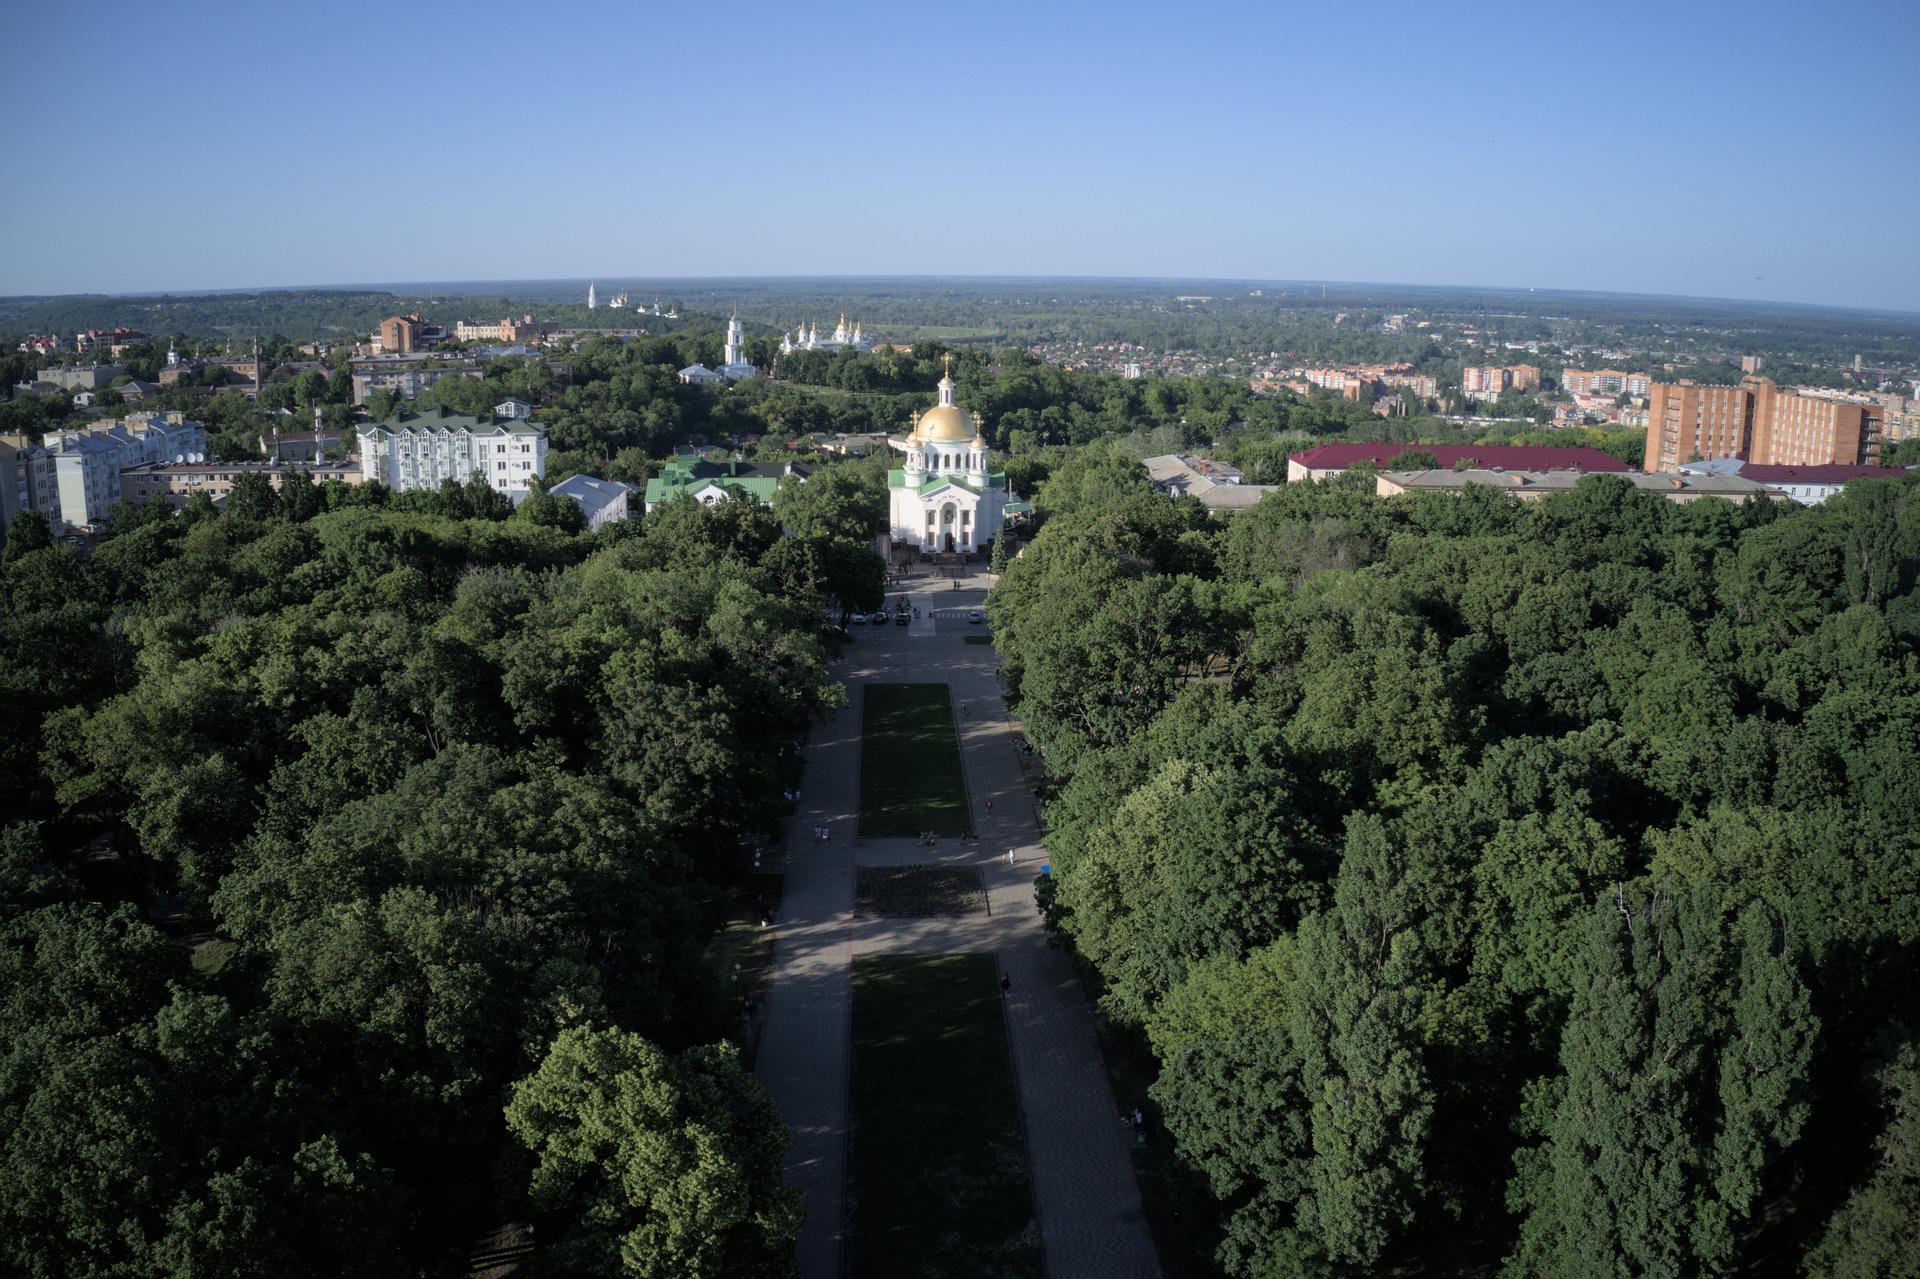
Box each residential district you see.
[6,284,1918,546]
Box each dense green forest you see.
[990,464,1920,1276]
[0,465,888,1276]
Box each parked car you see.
[870,611,890,625]
[895,611,910,625]
[966,609,985,624]
[849,611,867,625]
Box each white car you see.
[966,609,985,624]
[848,612,867,625]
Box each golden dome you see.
[917,404,977,442]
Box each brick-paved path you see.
[755,570,1160,1279]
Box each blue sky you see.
[3,0,1916,310]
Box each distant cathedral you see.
[780,313,871,354]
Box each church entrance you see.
[939,502,958,554]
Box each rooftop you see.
[1289,443,1633,473]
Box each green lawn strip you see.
[847,954,1041,1279]
[855,865,988,917]
[962,634,993,645]
[858,683,970,837]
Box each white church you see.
[780,314,871,354]
[678,313,757,385]
[886,358,1009,555]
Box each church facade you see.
[886,360,1007,555]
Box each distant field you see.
[847,954,1041,1279]
[859,683,970,837]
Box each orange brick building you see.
[1645,377,1883,472]
[378,314,425,354]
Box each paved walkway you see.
[756,570,1160,1279]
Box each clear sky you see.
[3,0,1916,311]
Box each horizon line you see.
[4,274,1917,322]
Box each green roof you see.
[645,475,779,504]
[647,457,802,505]
[887,469,1007,494]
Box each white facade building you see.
[37,413,208,530]
[357,407,547,497]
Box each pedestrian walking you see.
[986,798,993,816]
[1007,847,1016,865]
[1000,974,1012,995]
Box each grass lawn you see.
[859,683,969,837]
[856,865,987,917]
[848,954,1041,1279]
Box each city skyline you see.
[1,0,1917,310]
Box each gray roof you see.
[550,474,637,521]
[1381,469,1779,500]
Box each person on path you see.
[1007,848,1016,865]
[1000,974,1012,996]
[986,798,993,816]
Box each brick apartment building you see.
[1563,368,1653,397]
[1645,377,1884,472]
[376,314,448,354]
[1462,364,1541,400]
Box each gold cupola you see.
[916,356,977,442]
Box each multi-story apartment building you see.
[62,416,205,528]
[1562,368,1652,397]
[0,433,61,526]
[357,406,547,497]
[1462,365,1539,400]
[378,314,428,354]
[1461,366,1508,399]
[349,355,482,406]
[1644,377,1884,472]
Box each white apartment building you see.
[358,406,547,497]
[36,413,208,530]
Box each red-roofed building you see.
[1704,462,1911,505]
[1286,443,1633,483]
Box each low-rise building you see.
[1377,468,1780,504]
[35,364,125,391]
[121,459,362,509]
[357,405,547,497]
[1679,458,1911,505]
[644,457,808,512]
[1287,443,1632,483]
[1143,454,1280,513]
[258,428,345,462]
[549,474,639,530]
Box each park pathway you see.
[755,569,1161,1279]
